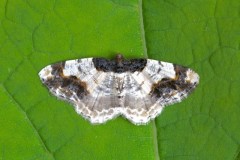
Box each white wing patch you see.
[39,55,199,125]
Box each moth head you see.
[115,53,124,65]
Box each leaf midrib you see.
[138,0,160,159]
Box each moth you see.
[39,54,199,125]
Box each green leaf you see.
[0,0,239,159]
[143,0,240,159]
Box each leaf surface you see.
[0,0,239,159]
[143,0,240,159]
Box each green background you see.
[0,0,240,159]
